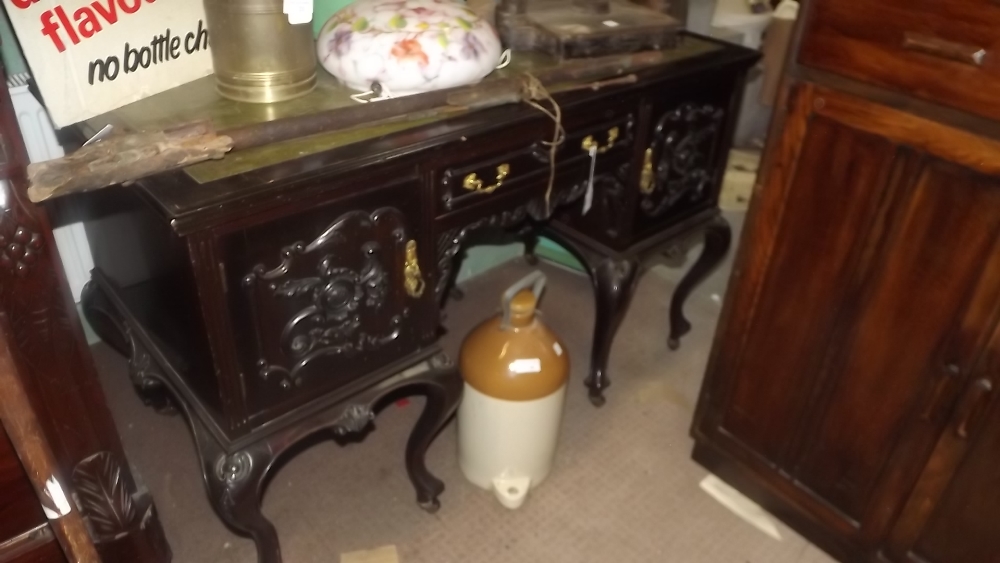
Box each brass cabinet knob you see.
[463,164,510,194]
[581,126,620,154]
[404,240,425,298]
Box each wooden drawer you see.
[800,0,1000,121]
[432,96,638,217]
[217,175,436,428]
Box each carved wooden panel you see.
[222,181,432,425]
[631,101,725,236]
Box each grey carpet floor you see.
[90,212,835,563]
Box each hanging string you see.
[495,49,513,69]
[520,73,564,217]
[350,81,395,104]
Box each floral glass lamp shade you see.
[317,0,503,95]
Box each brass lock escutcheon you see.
[581,126,620,154]
[463,163,510,194]
[404,240,425,298]
[639,148,655,194]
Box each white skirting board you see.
[9,74,95,304]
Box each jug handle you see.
[500,271,547,329]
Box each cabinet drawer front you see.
[433,98,638,217]
[221,179,434,425]
[801,0,1000,121]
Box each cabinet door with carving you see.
[630,72,741,240]
[220,178,435,427]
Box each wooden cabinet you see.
[76,36,757,562]
[693,1,1000,561]
[695,83,1000,558]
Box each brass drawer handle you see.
[404,240,425,298]
[639,147,654,194]
[581,126,620,154]
[902,32,987,66]
[463,163,510,194]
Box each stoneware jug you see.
[316,0,502,95]
[457,271,570,509]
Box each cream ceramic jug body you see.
[457,271,569,509]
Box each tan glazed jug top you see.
[459,271,570,401]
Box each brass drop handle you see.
[955,377,993,439]
[581,126,620,154]
[902,32,987,66]
[463,164,510,194]
[639,147,654,194]
[403,240,425,298]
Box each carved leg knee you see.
[203,446,280,563]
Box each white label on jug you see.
[509,358,541,374]
[553,342,563,356]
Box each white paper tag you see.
[583,144,597,215]
[509,358,542,374]
[284,0,313,24]
[42,476,72,519]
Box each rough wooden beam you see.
[27,121,232,203]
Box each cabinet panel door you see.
[888,315,1000,563]
[631,73,740,241]
[695,83,1000,548]
[899,398,1000,563]
[220,178,436,427]
[715,109,895,466]
[789,161,1000,522]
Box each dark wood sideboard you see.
[73,34,757,562]
[693,1,1000,562]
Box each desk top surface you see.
[83,34,738,181]
[82,33,757,225]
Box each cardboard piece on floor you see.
[699,474,782,540]
[340,545,400,563]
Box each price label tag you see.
[583,144,597,215]
[284,0,313,24]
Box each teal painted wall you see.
[455,238,583,283]
[313,0,356,36]
[0,8,28,75]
